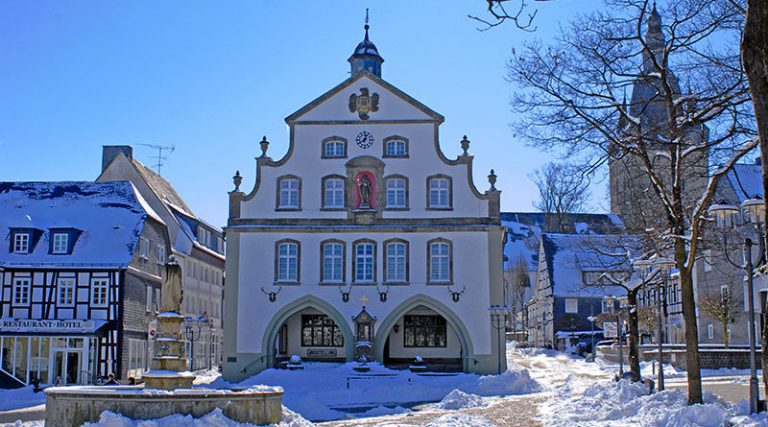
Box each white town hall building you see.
[222,23,506,381]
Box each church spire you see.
[642,2,665,73]
[349,9,384,78]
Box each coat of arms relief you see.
[349,88,379,120]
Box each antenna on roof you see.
[137,143,176,175]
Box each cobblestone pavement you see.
[322,349,611,427]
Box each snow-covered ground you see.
[2,344,768,426]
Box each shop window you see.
[301,314,344,347]
[404,315,447,347]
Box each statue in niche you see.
[357,175,372,209]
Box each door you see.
[52,350,82,385]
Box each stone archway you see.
[262,295,354,367]
[373,294,475,371]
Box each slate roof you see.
[725,162,763,203]
[0,181,161,268]
[130,158,195,218]
[539,233,639,298]
[501,212,624,272]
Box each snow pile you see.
[471,367,540,396]
[0,386,46,411]
[433,389,487,410]
[543,379,768,427]
[210,360,541,421]
[82,407,313,427]
[424,413,497,427]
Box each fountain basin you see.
[45,385,283,426]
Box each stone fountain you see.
[45,256,283,426]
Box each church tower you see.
[348,11,384,77]
[609,3,708,233]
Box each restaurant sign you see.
[0,319,105,334]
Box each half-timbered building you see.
[0,181,170,387]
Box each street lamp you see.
[587,315,597,354]
[653,257,675,392]
[489,305,511,374]
[184,320,203,372]
[709,197,765,414]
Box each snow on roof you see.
[540,233,638,298]
[725,162,762,203]
[501,212,624,272]
[0,181,157,268]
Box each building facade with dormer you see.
[0,181,170,387]
[223,25,506,380]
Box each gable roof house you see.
[528,233,637,349]
[96,147,226,370]
[0,181,170,386]
[500,212,624,336]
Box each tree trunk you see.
[723,320,729,348]
[678,250,703,403]
[627,290,642,382]
[742,0,768,403]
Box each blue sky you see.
[0,0,601,227]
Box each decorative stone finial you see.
[233,170,242,192]
[460,135,470,156]
[259,136,269,157]
[488,169,497,191]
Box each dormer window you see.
[322,137,347,159]
[13,233,30,253]
[383,136,408,158]
[52,233,69,254]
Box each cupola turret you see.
[348,10,384,77]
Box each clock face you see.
[356,131,374,149]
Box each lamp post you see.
[708,197,764,414]
[587,315,597,354]
[184,320,202,372]
[489,305,511,373]
[653,257,675,392]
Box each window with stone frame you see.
[301,314,344,347]
[384,240,408,283]
[277,177,301,209]
[322,177,345,209]
[322,138,347,159]
[321,240,345,283]
[384,139,408,157]
[428,239,452,283]
[385,176,407,209]
[427,176,451,209]
[403,315,447,347]
[353,240,376,283]
[276,240,300,283]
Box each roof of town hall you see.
[0,181,162,268]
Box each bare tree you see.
[506,0,755,404]
[697,284,741,347]
[531,162,591,232]
[505,255,531,333]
